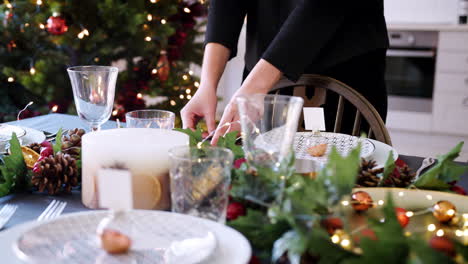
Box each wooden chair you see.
[270,74,392,146]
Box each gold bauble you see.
[433,200,457,223]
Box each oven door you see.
[385,48,436,98]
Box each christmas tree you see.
[0,0,206,123]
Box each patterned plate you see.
[14,210,249,264]
[294,132,375,164]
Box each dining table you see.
[1,113,468,263]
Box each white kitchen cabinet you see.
[437,51,468,73]
[439,32,468,51]
[435,73,468,93]
[433,93,468,134]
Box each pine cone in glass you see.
[61,128,85,158]
[356,158,384,187]
[27,143,42,154]
[31,153,79,195]
[388,165,416,188]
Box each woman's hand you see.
[211,59,282,145]
[181,84,218,133]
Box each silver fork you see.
[37,200,67,221]
[0,204,18,229]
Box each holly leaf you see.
[174,128,206,147]
[379,151,395,186]
[216,131,243,159]
[414,142,468,190]
[317,145,361,205]
[228,209,290,257]
[0,133,27,196]
[53,128,63,154]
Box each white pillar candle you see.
[82,128,189,210]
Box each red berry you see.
[321,217,344,235]
[40,147,53,157]
[32,164,42,174]
[395,207,410,228]
[233,158,247,169]
[354,228,377,244]
[429,236,455,257]
[450,185,467,195]
[40,141,52,149]
[226,202,246,221]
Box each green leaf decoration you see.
[414,142,468,190]
[53,128,63,154]
[409,237,455,264]
[379,151,395,186]
[0,133,27,197]
[454,239,468,262]
[174,128,206,147]
[216,131,243,159]
[272,230,308,264]
[317,145,361,205]
[228,209,290,259]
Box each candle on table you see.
[81,128,188,210]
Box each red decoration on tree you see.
[226,202,246,221]
[321,217,344,235]
[395,207,410,228]
[157,50,170,82]
[351,191,373,212]
[46,13,68,35]
[429,236,456,257]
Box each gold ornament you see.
[156,50,170,82]
[433,200,457,223]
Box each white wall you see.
[385,0,459,24]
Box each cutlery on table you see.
[37,200,67,221]
[0,204,18,230]
[413,157,436,182]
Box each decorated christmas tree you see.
[0,0,206,123]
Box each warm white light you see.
[456,230,464,237]
[170,100,176,106]
[94,57,100,62]
[187,95,192,99]
[194,81,200,88]
[331,235,340,244]
[161,19,167,24]
[51,105,59,112]
[25,23,30,27]
[151,68,158,74]
[427,224,436,232]
[426,195,433,200]
[150,0,157,3]
[398,192,404,197]
[83,29,89,36]
[340,239,350,248]
[185,89,191,94]
[464,229,468,236]
[182,74,189,80]
[188,70,194,75]
[405,211,414,217]
[30,67,36,75]
[145,36,152,41]
[6,3,12,8]
[436,229,444,237]
[112,110,118,116]
[36,0,43,5]
[39,23,45,29]
[179,94,185,99]
[7,77,14,82]
[378,200,384,205]
[137,93,143,99]
[78,32,85,39]
[183,7,191,13]
[341,201,349,206]
[147,14,153,21]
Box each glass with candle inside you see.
[125,109,175,129]
[169,146,234,224]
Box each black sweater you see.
[205,0,389,82]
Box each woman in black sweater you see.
[181,0,389,143]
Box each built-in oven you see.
[385,31,438,130]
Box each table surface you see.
[1,114,468,230]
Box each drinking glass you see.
[169,146,233,224]
[67,66,118,131]
[126,110,175,129]
[236,94,304,172]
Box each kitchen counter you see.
[387,23,468,32]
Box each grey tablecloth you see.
[1,114,468,231]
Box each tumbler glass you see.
[126,110,175,129]
[67,66,118,131]
[169,146,233,224]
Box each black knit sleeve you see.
[204,0,248,60]
[262,0,347,81]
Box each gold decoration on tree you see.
[31,153,79,195]
[157,50,170,82]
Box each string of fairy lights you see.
[4,0,204,115]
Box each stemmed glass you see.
[67,66,118,131]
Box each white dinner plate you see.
[366,139,399,168]
[10,210,251,264]
[19,127,46,147]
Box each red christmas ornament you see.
[157,50,170,82]
[395,207,410,228]
[226,202,246,221]
[353,228,377,244]
[429,236,456,257]
[321,217,344,235]
[351,191,373,212]
[46,13,68,35]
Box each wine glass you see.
[67,66,118,131]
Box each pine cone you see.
[61,128,85,158]
[356,158,384,187]
[388,165,416,188]
[31,153,79,195]
[27,143,42,154]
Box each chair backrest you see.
[270,74,392,146]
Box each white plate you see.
[366,139,399,168]
[12,210,251,264]
[294,132,375,163]
[0,125,27,153]
[19,127,46,147]
[353,187,468,212]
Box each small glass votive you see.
[126,110,175,129]
[168,146,234,224]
